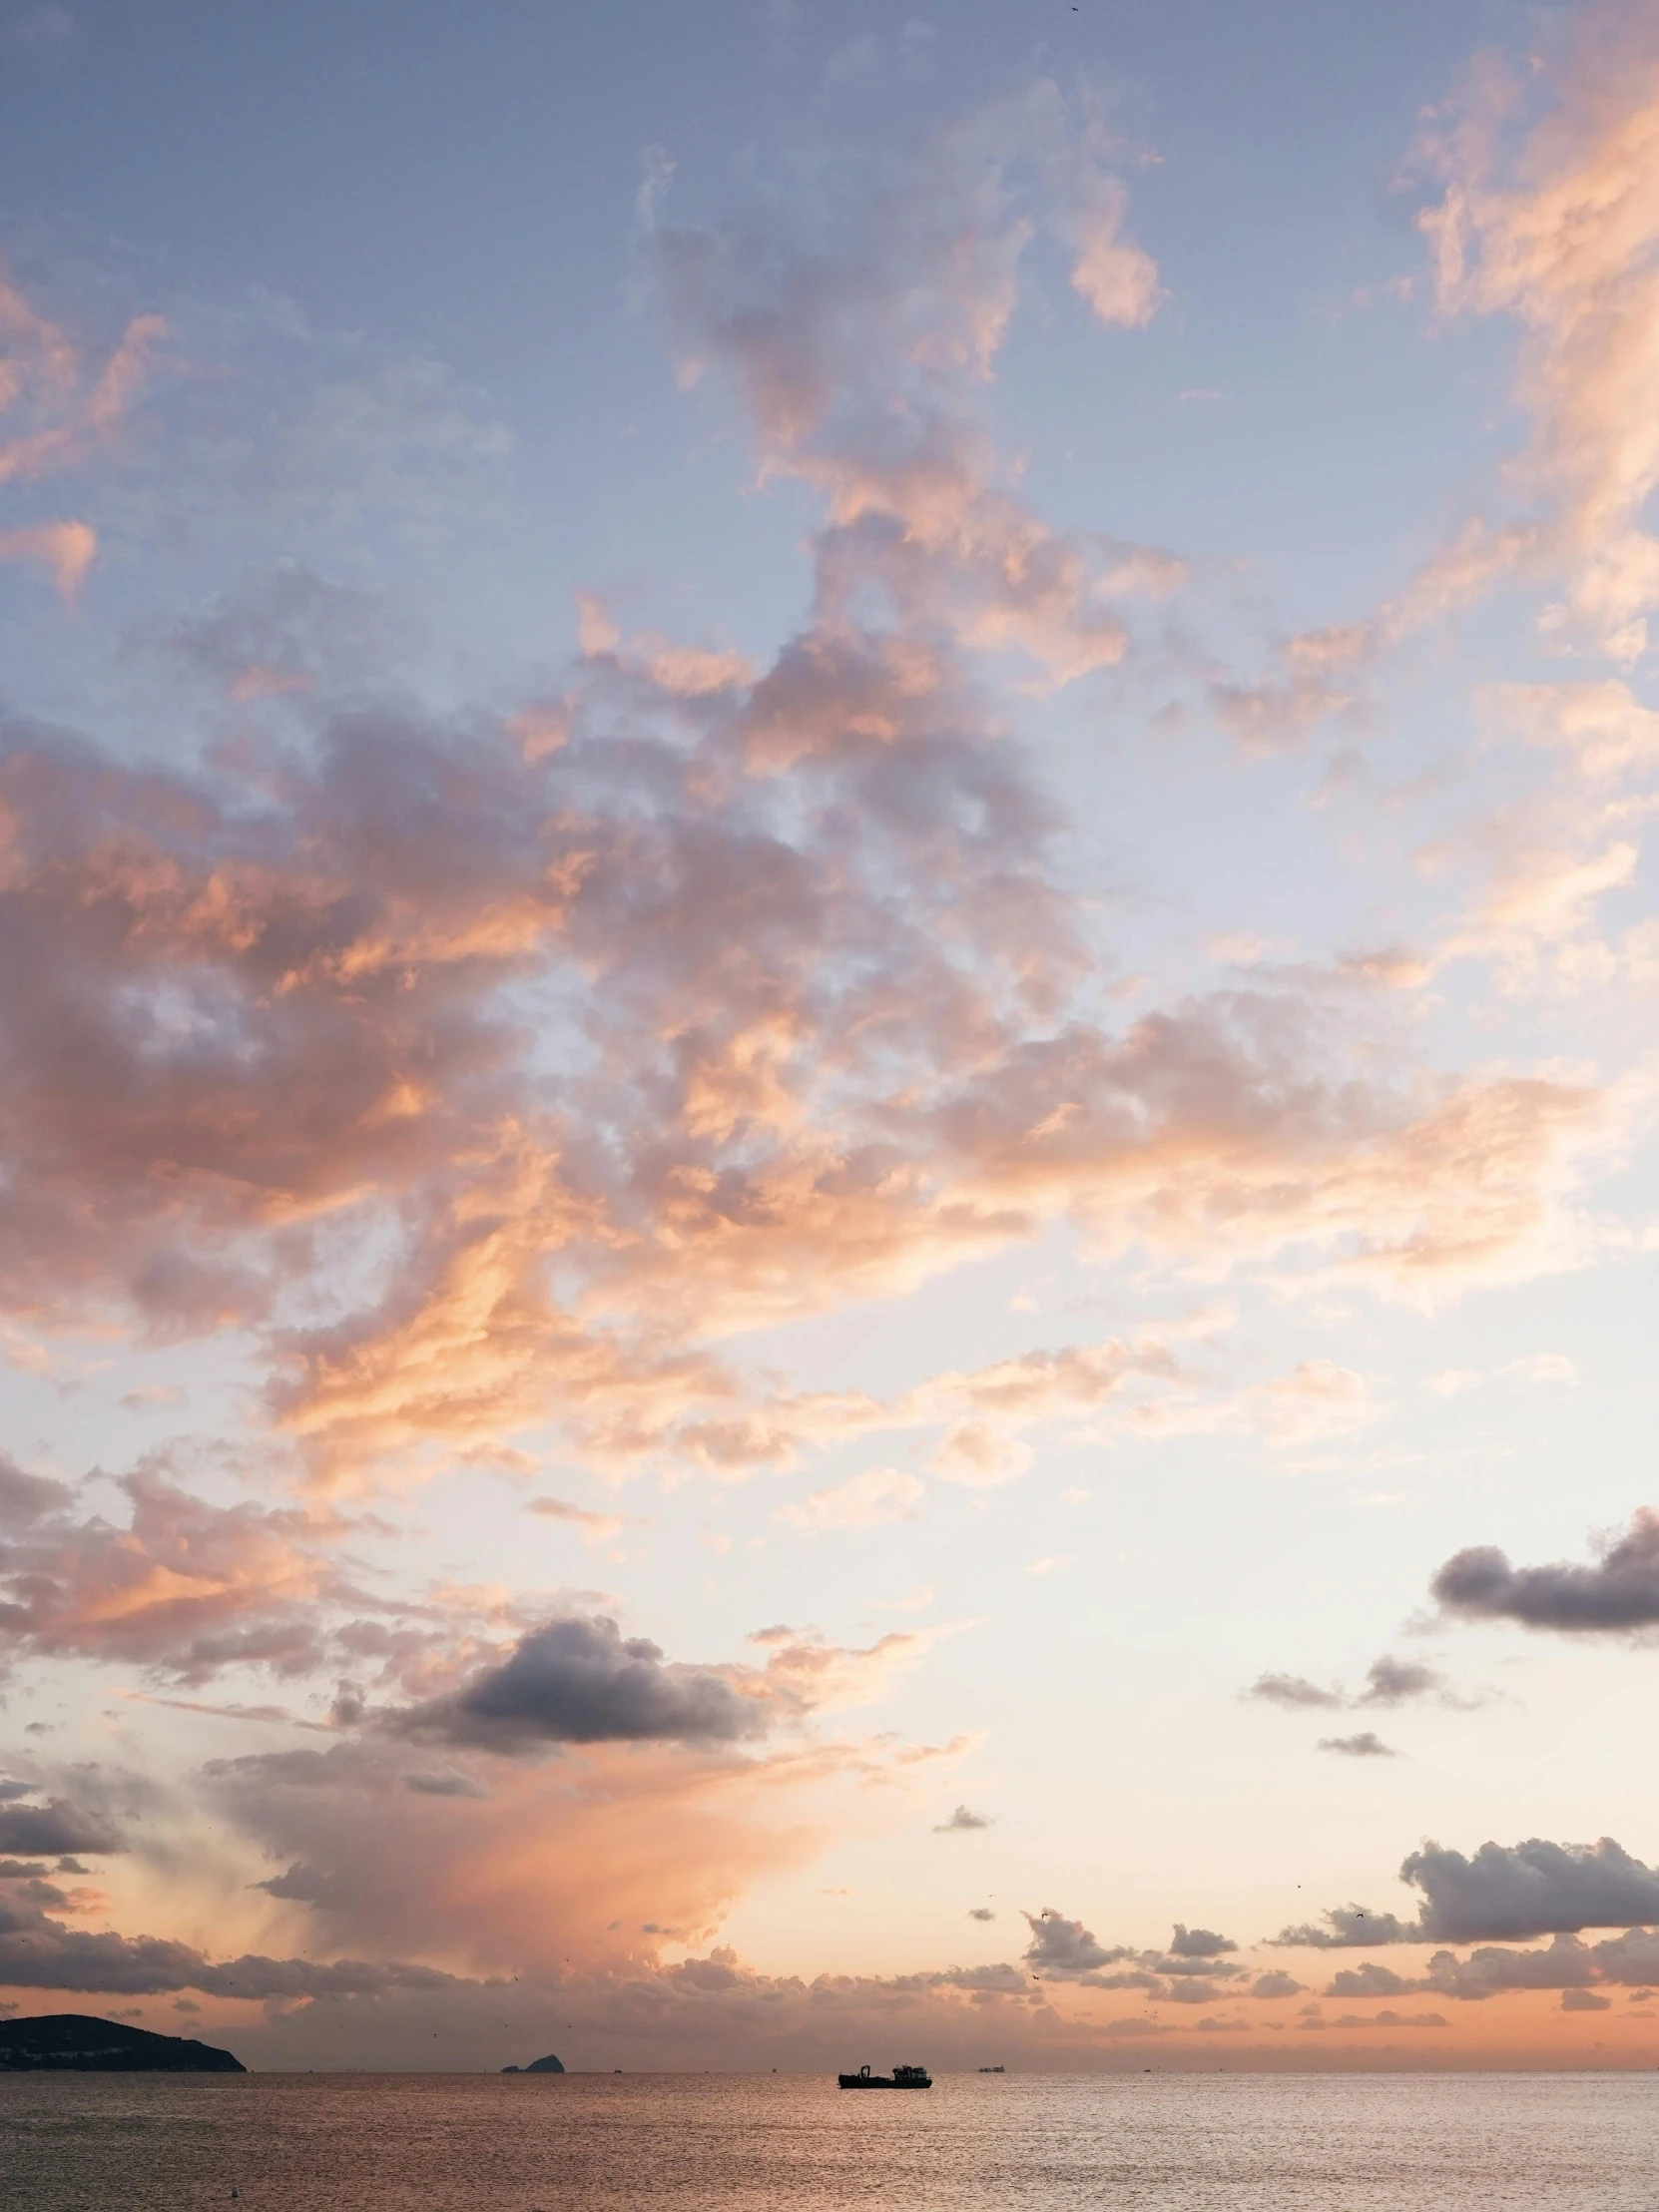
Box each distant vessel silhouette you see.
[837,2062,931,2089]
[977,2064,1005,2072]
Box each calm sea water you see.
[5,2070,1659,2212]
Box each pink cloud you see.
[0,517,95,599]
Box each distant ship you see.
[837,2063,931,2089]
[978,2065,1005,2073]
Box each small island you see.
[0,2014,245,2073]
[501,2051,566,2073]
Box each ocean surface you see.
[6,2069,1659,2211]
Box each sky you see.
[1,0,1659,2072]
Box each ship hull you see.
[837,2074,931,2088]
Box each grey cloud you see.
[1325,1961,1415,1998]
[1274,1906,1420,1948]
[1432,1509,1659,1634]
[391,1616,767,1751]
[894,1962,1032,1995]
[1356,1656,1464,1708]
[401,1770,489,1798]
[1419,1936,1598,1999]
[1336,1972,1424,2008]
[1280,1836,1659,1956]
[1021,1911,1245,1997]
[1252,1970,1304,1998]
[1562,1986,1611,2010]
[967,1908,995,1922]
[0,1799,122,1857]
[250,1863,334,1904]
[1250,1654,1470,1718]
[1021,1910,1132,1978]
[1168,1924,1237,1958]
[1148,1953,1245,1979]
[1244,1672,1343,1711]
[0,1457,73,1529]
[1589,1929,1659,1985]
[0,1892,473,1998]
[166,564,407,703]
[1318,1732,1396,1758]
[934,1805,993,1833]
[1403,1836,1659,1942]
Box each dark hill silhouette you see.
[502,2051,566,2073]
[0,2013,245,2072]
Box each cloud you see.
[1284,1834,1659,1959]
[378,1608,935,1760]
[1480,680,1659,784]
[777,1466,924,1529]
[1248,1653,1473,1716]
[1355,1656,1454,1708]
[1016,1910,1245,2000]
[0,539,1609,1494]
[1273,1907,1420,1948]
[1562,1986,1612,2011]
[0,1798,122,1857]
[1315,1929,1659,2004]
[1248,1362,1375,1446]
[650,82,1174,697]
[1246,1672,1344,1711]
[0,518,96,599]
[1168,1925,1237,1958]
[388,1616,771,1752]
[526,1496,627,1545]
[1210,6,1659,739]
[1022,1910,1128,1978]
[1324,1960,1415,1998]
[1431,1508,1659,1633]
[1251,1970,1304,1998]
[1424,1352,1579,1397]
[1317,1732,1396,1758]
[968,1907,996,1922]
[1414,1936,1599,1999]
[1417,10,1659,662]
[0,1450,417,1688]
[0,1890,468,1999]
[933,1805,993,1833]
[1401,1836,1659,1943]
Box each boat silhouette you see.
[837,2062,931,2089]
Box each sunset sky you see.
[3,0,1659,2070]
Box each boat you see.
[837,2062,932,2089]
[977,2064,1005,2073]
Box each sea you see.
[5,2069,1659,2211]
